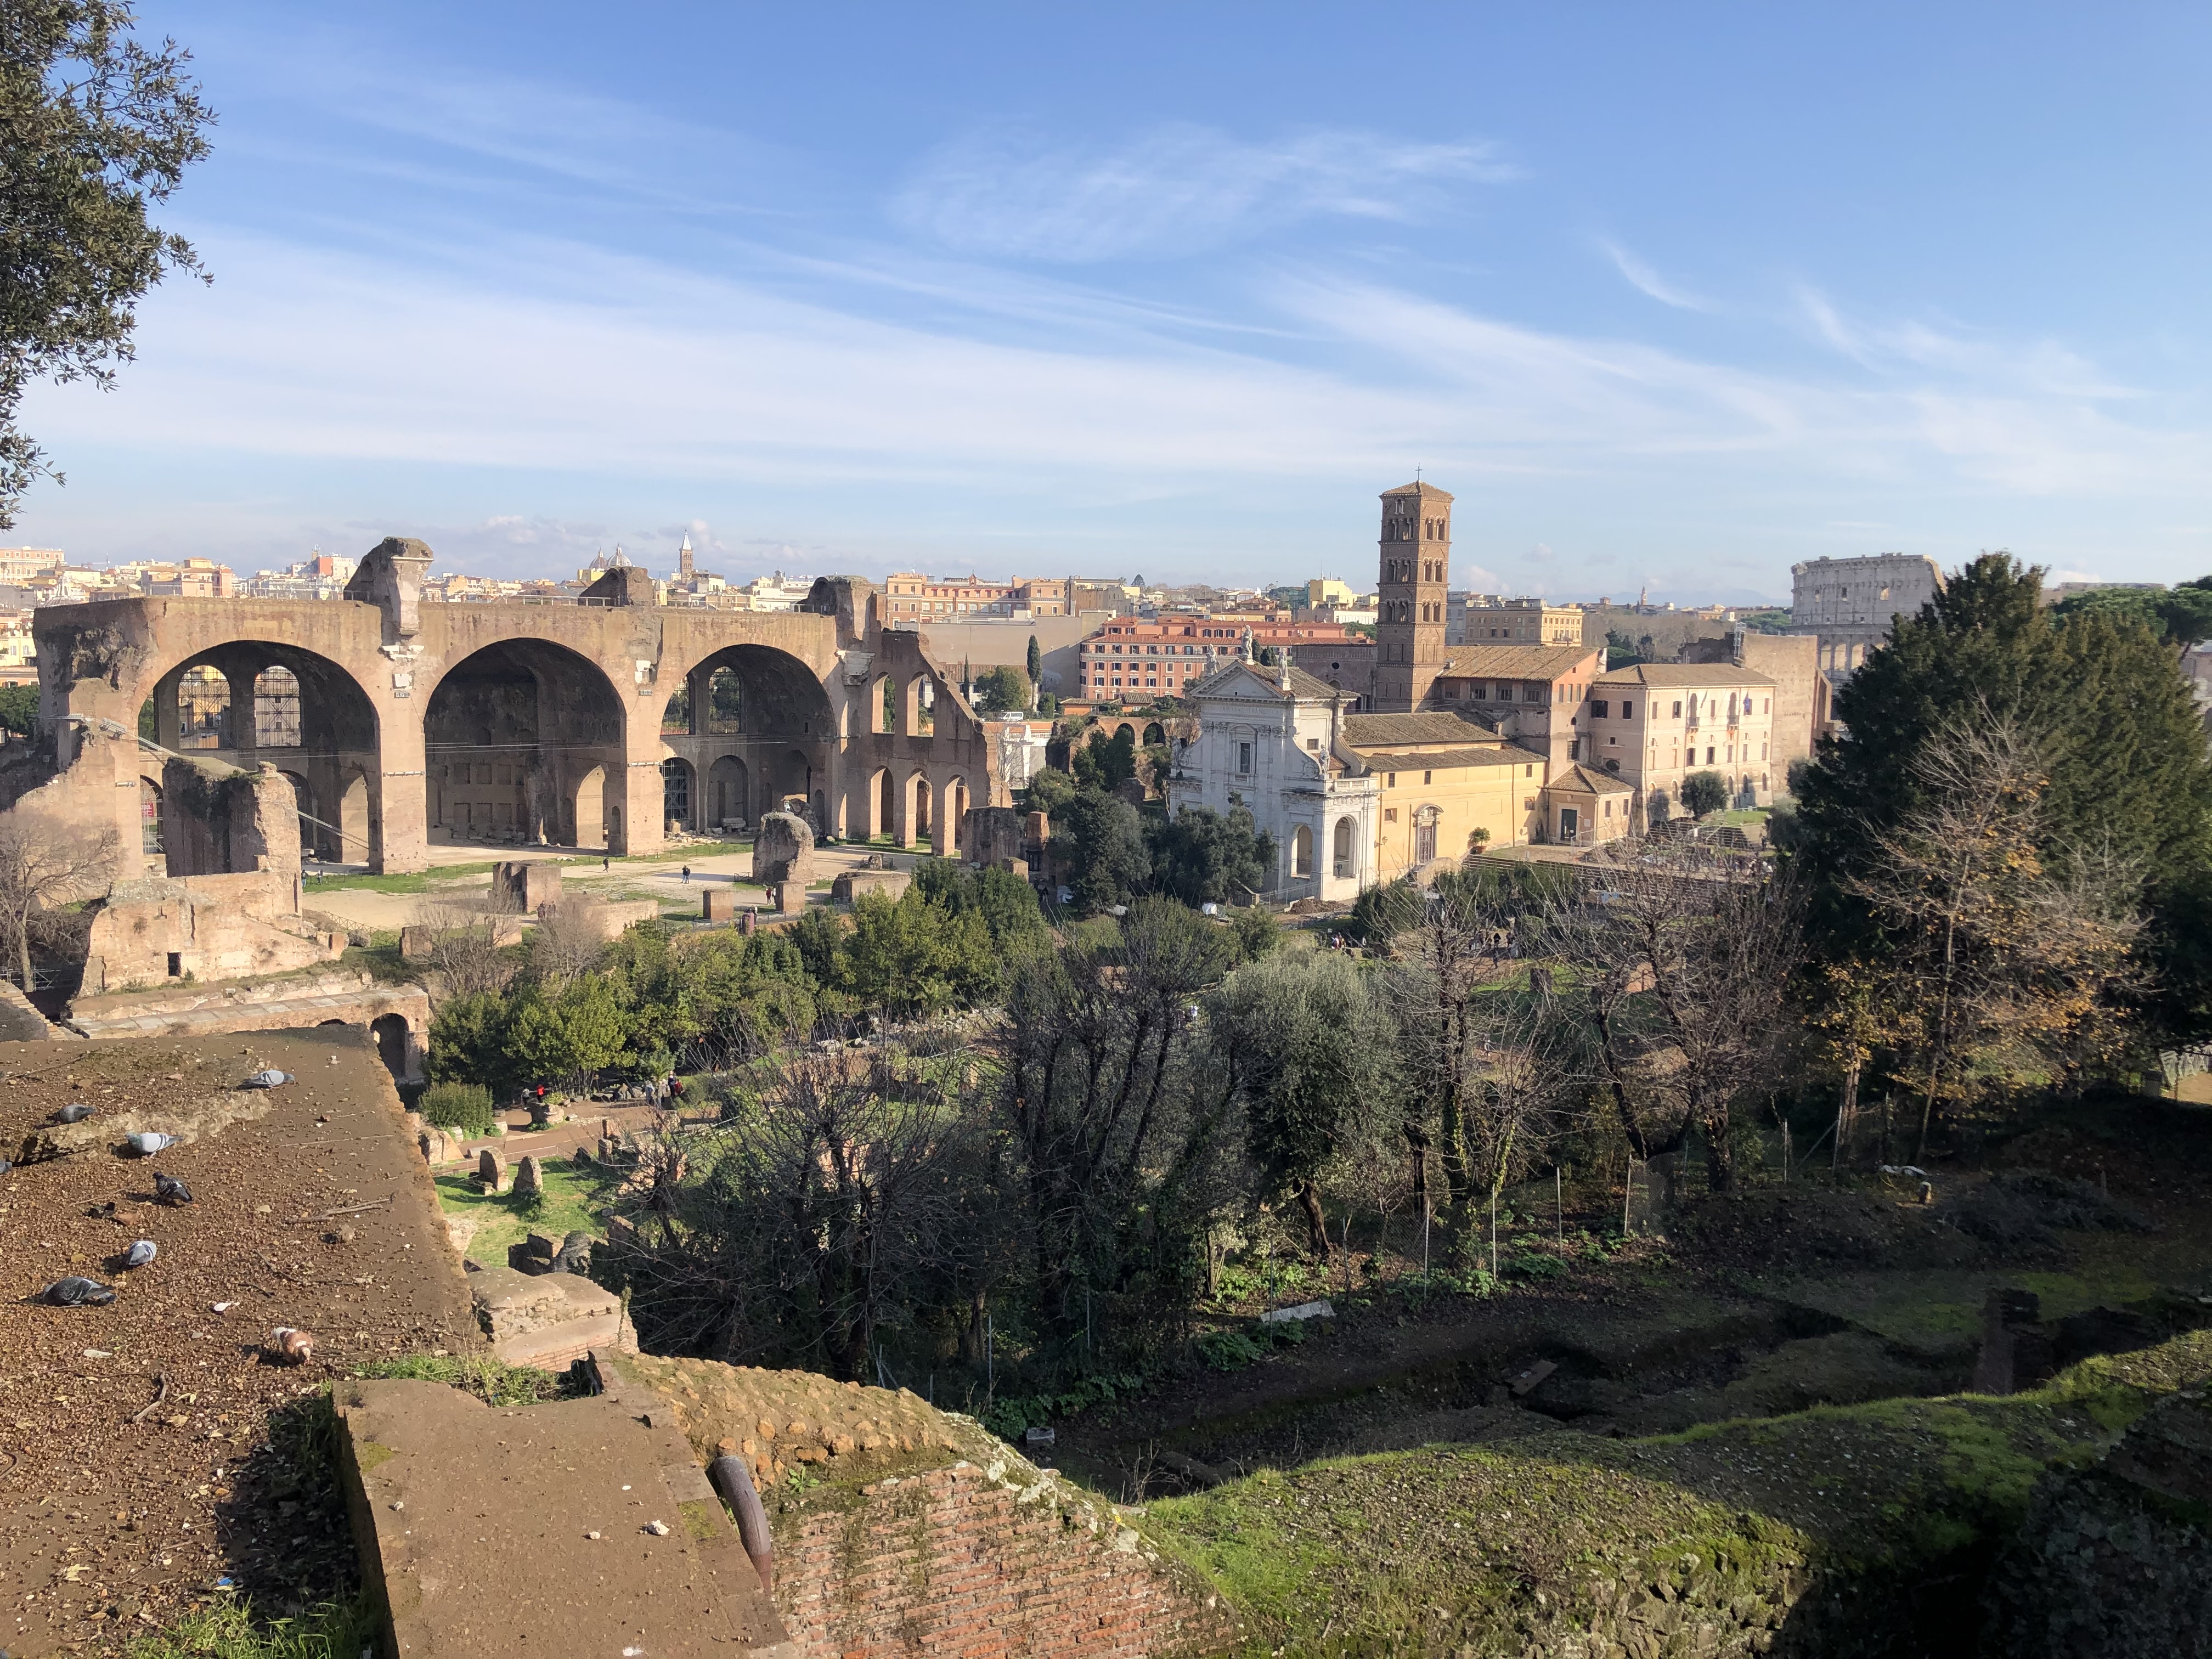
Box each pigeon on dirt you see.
[153,1171,194,1206]
[122,1240,157,1269]
[43,1277,116,1306]
[266,1327,313,1364]
[54,1104,94,1124]
[127,1132,176,1156]
[240,1070,294,1089]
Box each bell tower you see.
[1375,480,1453,710]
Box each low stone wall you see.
[602,1352,1229,1659]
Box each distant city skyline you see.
[12,3,2211,602]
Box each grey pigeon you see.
[122,1240,157,1269]
[240,1069,293,1089]
[55,1104,93,1124]
[153,1170,194,1206]
[127,1132,176,1156]
[43,1277,116,1306]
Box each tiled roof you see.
[1381,481,1455,501]
[1430,645,1600,681]
[1349,742,1548,772]
[1341,711,1500,746]
[1593,662,1777,689]
[1548,762,1635,794]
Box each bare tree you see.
[0,811,118,987]
[409,892,515,1000]
[1541,845,1805,1193]
[1842,715,2145,1156]
[527,898,608,991]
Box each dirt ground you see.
[0,1029,479,1655]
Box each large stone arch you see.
[142,640,384,866]
[657,642,835,838]
[422,639,626,851]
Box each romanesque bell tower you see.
[1375,480,1453,710]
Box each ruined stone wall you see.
[601,1352,1228,1659]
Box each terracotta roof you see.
[1548,763,1634,794]
[1593,662,1776,689]
[1430,644,1600,681]
[1381,481,1455,501]
[1348,742,1547,772]
[1342,711,1499,746]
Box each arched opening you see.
[906,773,933,847]
[875,674,895,735]
[659,642,834,847]
[708,755,749,830]
[253,667,301,748]
[371,1013,412,1081]
[660,681,692,735]
[337,770,371,866]
[1142,722,1166,745]
[280,771,319,857]
[148,642,383,866]
[139,777,164,859]
[873,768,893,840]
[1332,816,1353,878]
[945,776,969,852]
[703,667,743,733]
[1293,823,1313,878]
[425,639,625,851]
[662,757,694,832]
[571,766,606,848]
[177,665,230,751]
[1115,723,1136,744]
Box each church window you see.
[1237,742,1253,774]
[1592,699,1609,719]
[1623,700,1634,718]
[1671,701,1683,718]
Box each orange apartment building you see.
[1075,619,1362,702]
[881,574,1070,619]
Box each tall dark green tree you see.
[1025,634,1042,684]
[1,3,214,525]
[1796,554,2212,1047]
[1146,800,1274,906]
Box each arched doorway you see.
[253,667,302,748]
[371,1013,413,1080]
[708,755,749,830]
[139,777,163,861]
[570,766,606,849]
[1332,816,1354,879]
[945,776,969,853]
[662,757,694,833]
[1293,823,1313,878]
[177,665,230,750]
[873,768,893,840]
[424,640,625,851]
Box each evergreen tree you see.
[1026,634,1042,683]
[1797,553,2212,1046]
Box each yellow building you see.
[1306,576,1358,609]
[1343,712,1545,877]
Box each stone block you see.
[831,868,912,905]
[964,805,1027,869]
[514,1154,543,1199]
[465,1265,636,1370]
[493,860,561,914]
[399,924,432,961]
[477,1148,507,1193]
[703,888,738,921]
[750,811,816,886]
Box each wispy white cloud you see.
[1600,240,1709,311]
[891,122,1517,262]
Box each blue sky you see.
[14,3,2212,602]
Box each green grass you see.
[124,1593,377,1659]
[1141,1329,2212,1656]
[432,1154,623,1262]
[353,1351,570,1406]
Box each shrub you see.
[419,1081,495,1136]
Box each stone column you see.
[377,687,428,874]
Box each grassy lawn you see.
[433,1155,625,1263]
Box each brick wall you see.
[774,1457,1232,1659]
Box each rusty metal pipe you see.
[707,1454,774,1595]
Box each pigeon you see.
[153,1171,194,1206]
[43,1277,116,1307]
[266,1327,314,1364]
[240,1069,293,1090]
[0,1158,12,1175]
[127,1132,176,1156]
[122,1240,157,1269]
[55,1104,94,1124]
